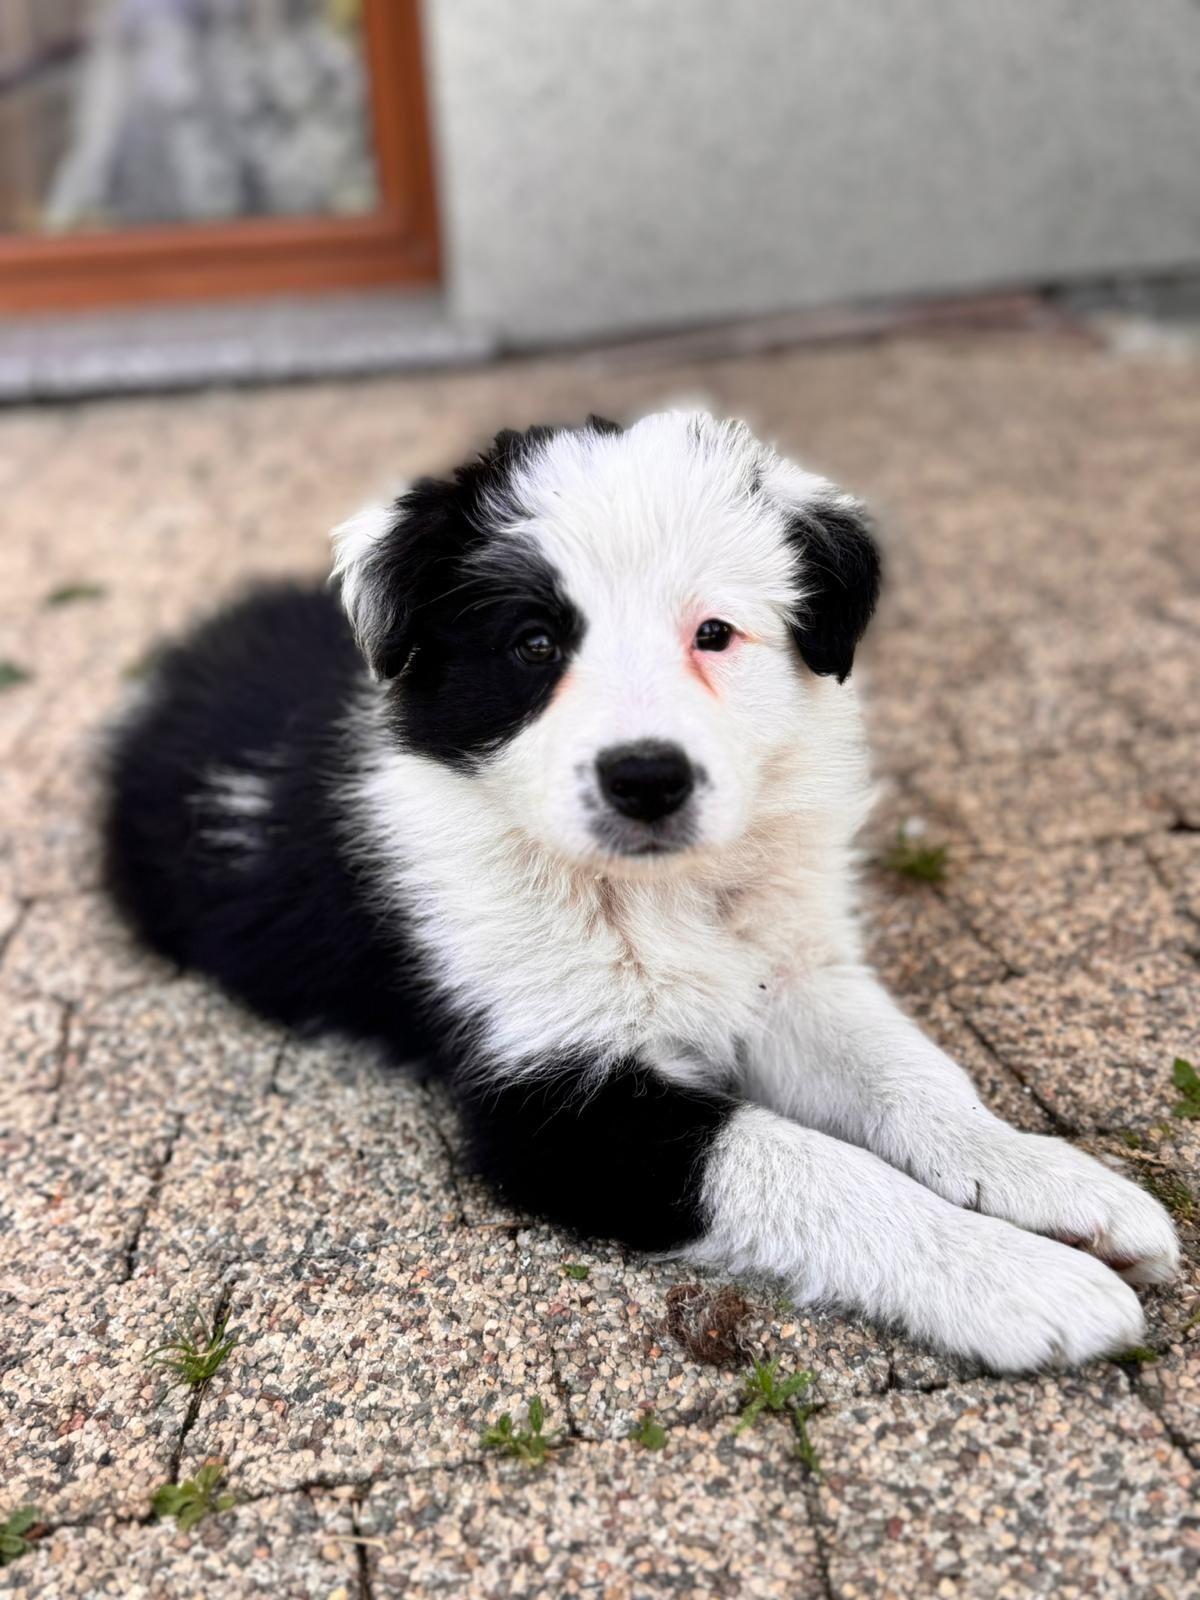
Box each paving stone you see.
[5,804,101,901]
[862,876,1007,1005]
[1,893,171,1009]
[947,667,1138,765]
[912,747,1170,854]
[0,1270,216,1524]
[813,1375,1199,1599]
[0,1113,179,1302]
[0,1490,357,1600]
[1139,1339,1200,1465]
[1103,628,1200,737]
[1144,831,1200,926]
[516,1230,888,1440]
[57,979,283,1124]
[945,839,1192,975]
[1133,734,1200,830]
[0,992,65,1138]
[360,1429,824,1600]
[964,954,1200,1131]
[180,1232,559,1494]
[134,1039,459,1271]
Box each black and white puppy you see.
[104,412,1179,1370]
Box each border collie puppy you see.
[104,412,1178,1371]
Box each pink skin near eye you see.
[685,619,745,694]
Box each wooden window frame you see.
[0,0,439,313]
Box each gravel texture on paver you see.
[1,328,1198,1597]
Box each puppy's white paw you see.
[922,1215,1147,1373]
[910,1126,1181,1286]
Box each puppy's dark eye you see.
[514,629,560,666]
[694,618,734,652]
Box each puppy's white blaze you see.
[330,502,395,662]
[504,413,820,640]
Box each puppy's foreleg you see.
[746,969,1179,1285]
[455,1061,1145,1371]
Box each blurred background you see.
[1,0,1198,391]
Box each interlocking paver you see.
[813,1375,1198,1599]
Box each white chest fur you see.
[351,733,866,1081]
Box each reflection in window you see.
[0,0,380,235]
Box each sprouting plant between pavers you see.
[736,1358,821,1473]
[1171,1058,1200,1120]
[0,1507,41,1567]
[151,1463,235,1532]
[1140,1166,1195,1224]
[0,660,31,691]
[880,826,948,885]
[628,1411,667,1450]
[146,1303,240,1390]
[480,1396,563,1467]
[1113,1345,1159,1367]
[45,581,107,607]
[736,1357,814,1431]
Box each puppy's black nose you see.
[596,741,695,823]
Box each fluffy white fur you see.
[337,410,1179,1370]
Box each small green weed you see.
[628,1411,667,1451]
[151,1463,234,1532]
[1140,1166,1195,1224]
[480,1396,561,1467]
[1171,1058,1200,1120]
[0,661,31,691]
[736,1358,821,1473]
[880,827,948,885]
[736,1358,814,1433]
[791,1403,821,1473]
[147,1304,240,1390]
[45,582,106,608]
[1114,1345,1159,1367]
[562,1263,590,1281]
[0,1506,40,1567]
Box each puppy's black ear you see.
[330,425,553,679]
[785,497,882,683]
[331,476,466,679]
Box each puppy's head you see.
[334,412,879,870]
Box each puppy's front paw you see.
[915,1128,1180,1286]
[926,1217,1147,1373]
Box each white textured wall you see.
[423,0,1200,344]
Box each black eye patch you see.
[387,545,585,770]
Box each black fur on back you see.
[102,583,439,1061]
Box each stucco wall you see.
[423,0,1200,344]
